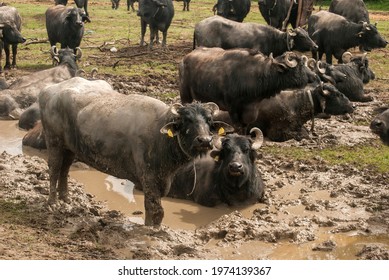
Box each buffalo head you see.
[370,107,389,146]
[160,102,235,158]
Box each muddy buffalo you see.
[168,128,265,206]
[39,77,233,226]
[370,107,389,146]
[194,15,318,56]
[179,48,315,129]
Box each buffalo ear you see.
[210,150,221,162]
[213,121,235,135]
[160,122,178,138]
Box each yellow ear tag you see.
[214,155,220,162]
[218,127,225,136]
[167,129,174,138]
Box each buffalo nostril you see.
[195,136,212,148]
[229,162,243,173]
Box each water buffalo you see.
[258,0,297,29]
[127,0,138,11]
[307,59,347,85]
[212,0,251,22]
[308,11,388,64]
[329,0,370,23]
[39,77,233,226]
[22,121,46,150]
[168,128,265,206]
[55,0,90,17]
[111,0,120,9]
[214,83,354,141]
[0,6,26,72]
[179,48,316,129]
[330,52,375,102]
[46,5,90,50]
[370,107,389,146]
[137,0,174,49]
[194,15,318,56]
[0,47,80,119]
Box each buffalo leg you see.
[161,30,167,48]
[143,180,164,226]
[47,146,64,204]
[3,43,11,70]
[140,20,147,47]
[11,44,17,68]
[58,149,75,203]
[149,27,157,49]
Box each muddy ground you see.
[1,29,389,260]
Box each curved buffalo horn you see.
[307,58,316,70]
[75,69,86,77]
[91,68,98,78]
[170,103,183,116]
[302,55,308,66]
[50,45,58,57]
[362,52,367,62]
[316,61,326,74]
[341,51,352,63]
[284,52,298,68]
[249,127,264,150]
[75,47,83,60]
[202,102,219,115]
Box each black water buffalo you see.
[39,77,233,226]
[0,47,80,119]
[258,0,297,29]
[55,0,90,17]
[307,59,347,85]
[179,48,315,129]
[127,0,138,11]
[308,11,388,64]
[137,0,174,49]
[0,6,26,72]
[329,0,369,23]
[370,107,389,146]
[111,0,120,9]
[46,5,90,50]
[331,52,375,102]
[168,128,264,206]
[215,83,354,141]
[212,0,251,22]
[194,15,318,56]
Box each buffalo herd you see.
[0,0,388,227]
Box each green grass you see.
[264,142,389,173]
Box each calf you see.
[179,48,315,129]
[39,77,233,226]
[137,0,174,49]
[308,11,387,64]
[168,128,264,206]
[0,6,26,72]
[370,107,389,146]
[194,15,318,56]
[212,0,251,22]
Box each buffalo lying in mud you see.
[370,107,389,146]
[168,128,265,207]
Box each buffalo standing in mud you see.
[39,77,233,226]
[0,5,26,72]
[46,5,90,50]
[179,48,315,129]
[137,0,174,49]
[168,128,265,206]
[308,11,388,64]
[194,15,318,56]
[212,0,251,22]
[370,107,389,146]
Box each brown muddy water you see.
[1,120,389,259]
